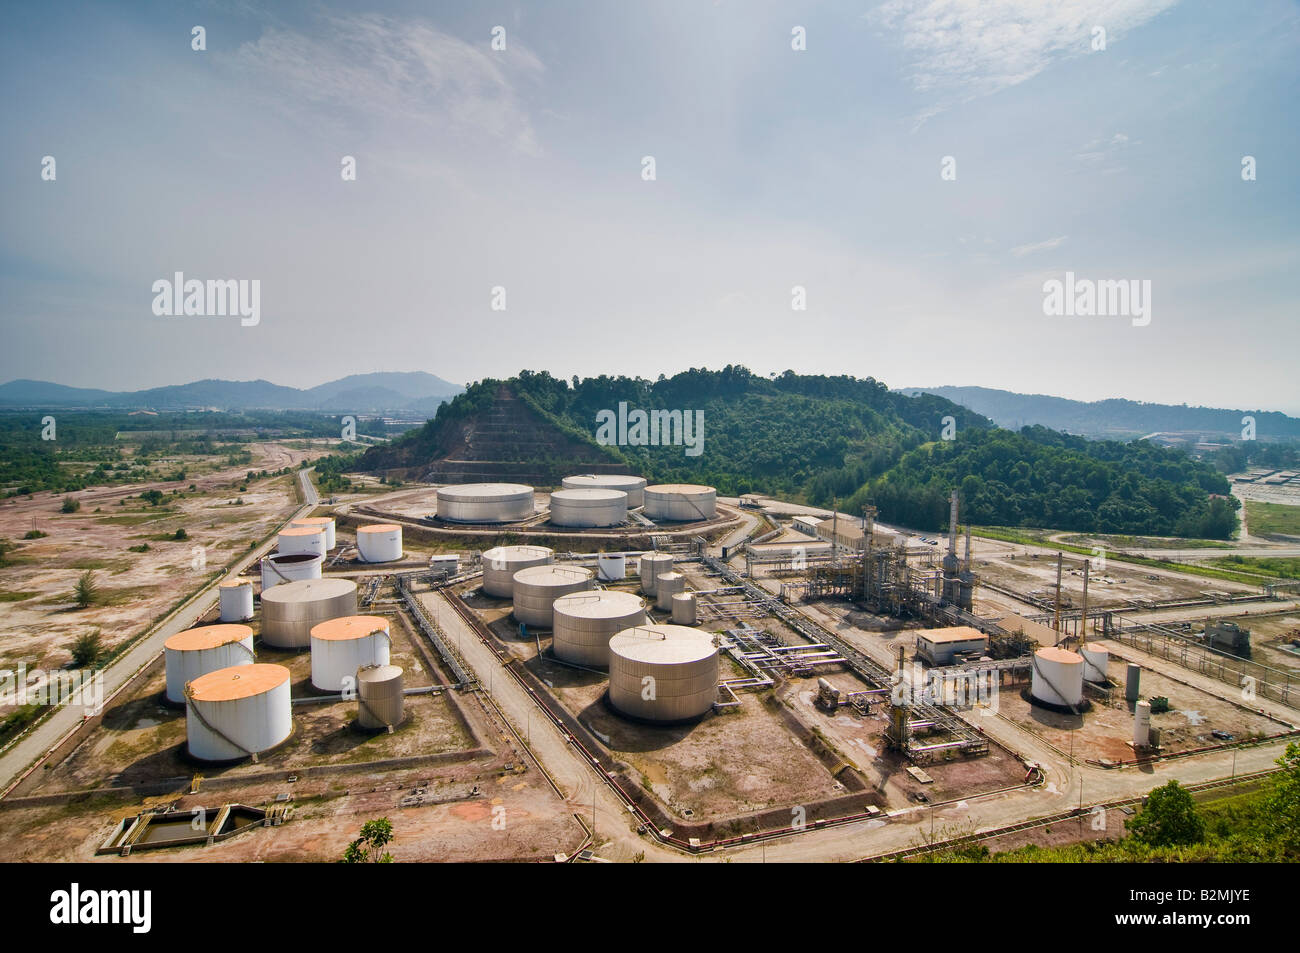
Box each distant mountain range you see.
[0,372,463,415]
[899,386,1300,442]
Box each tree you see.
[173,527,189,541]
[73,570,99,609]
[1263,742,1300,857]
[60,496,80,513]
[0,538,12,568]
[340,818,394,863]
[1127,780,1205,847]
[69,629,104,668]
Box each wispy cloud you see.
[871,0,1179,124]
[222,14,545,154]
[1010,235,1068,257]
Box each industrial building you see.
[436,483,536,523]
[815,518,868,552]
[914,626,988,665]
[1205,620,1251,655]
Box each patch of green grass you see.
[0,589,37,602]
[1207,555,1300,580]
[1059,533,1233,550]
[1246,501,1300,537]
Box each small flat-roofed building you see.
[793,515,823,536]
[816,518,867,552]
[915,626,989,665]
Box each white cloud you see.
[1010,235,1068,256]
[871,0,1179,122]
[222,14,544,154]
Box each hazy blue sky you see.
[2,1,1297,412]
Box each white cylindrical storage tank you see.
[436,483,535,523]
[278,525,326,557]
[1030,647,1085,708]
[290,516,336,550]
[655,571,686,611]
[671,592,697,626]
[1080,644,1110,683]
[639,553,675,596]
[551,590,647,668]
[260,552,323,591]
[644,484,717,522]
[357,523,403,563]
[260,578,358,648]
[186,663,292,762]
[218,579,254,622]
[357,664,405,730]
[1133,699,1152,747]
[310,615,392,691]
[608,625,719,723]
[481,545,554,598]
[562,474,647,508]
[164,624,254,704]
[548,488,628,527]
[511,565,594,628]
[596,553,626,581]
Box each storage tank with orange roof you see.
[278,524,327,557]
[356,523,403,562]
[185,663,291,761]
[309,615,392,692]
[164,623,255,704]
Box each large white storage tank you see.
[644,484,717,522]
[548,488,628,527]
[1030,646,1085,708]
[185,663,292,762]
[261,578,358,648]
[436,483,535,523]
[562,474,647,508]
[481,545,553,598]
[512,565,594,628]
[164,624,255,704]
[290,516,336,550]
[310,615,392,691]
[639,553,675,596]
[218,579,254,622]
[278,525,327,557]
[357,523,403,563]
[1080,644,1110,683]
[551,590,647,668]
[260,552,323,591]
[608,625,719,723]
[655,572,686,611]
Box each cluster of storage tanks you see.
[1029,642,1111,709]
[430,476,717,528]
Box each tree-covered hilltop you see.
[357,367,1239,539]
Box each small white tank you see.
[655,572,686,611]
[290,516,336,550]
[596,553,626,581]
[186,663,292,762]
[671,592,697,625]
[310,615,392,692]
[1133,699,1152,747]
[278,525,327,557]
[639,553,675,597]
[218,579,254,622]
[357,523,403,563]
[511,565,595,628]
[1080,644,1110,683]
[260,552,323,591]
[481,545,554,598]
[164,624,255,704]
